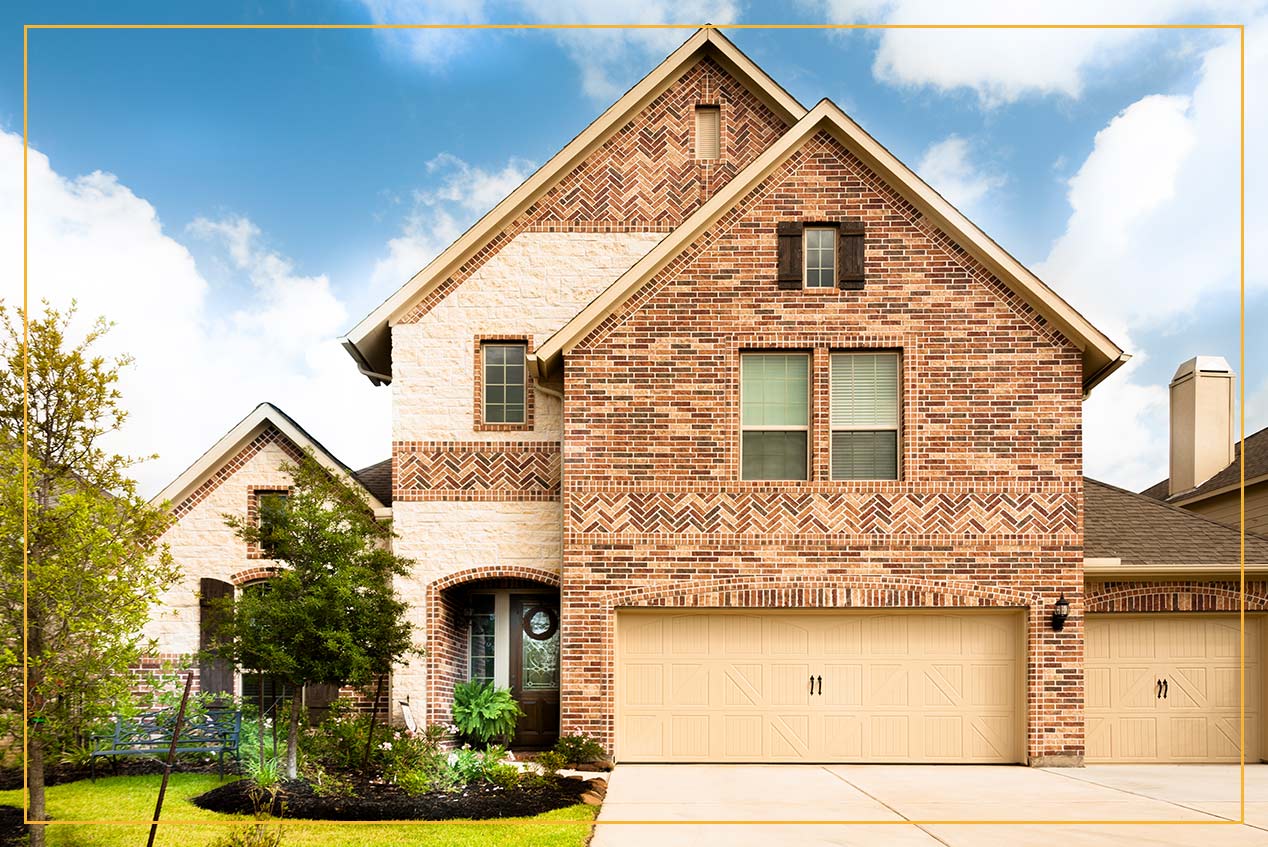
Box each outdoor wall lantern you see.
[1052,595,1070,631]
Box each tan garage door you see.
[1086,615,1261,762]
[615,610,1024,763]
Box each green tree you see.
[0,301,179,847]
[211,452,417,779]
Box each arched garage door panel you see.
[615,610,1024,763]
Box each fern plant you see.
[450,681,523,744]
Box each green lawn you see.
[0,774,596,847]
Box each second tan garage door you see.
[615,610,1025,763]
[1086,614,1262,762]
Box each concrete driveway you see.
[591,764,1268,846]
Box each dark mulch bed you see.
[193,775,591,821]
[0,806,24,847]
[0,757,238,791]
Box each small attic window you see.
[695,105,720,160]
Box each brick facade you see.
[560,129,1086,763]
[1086,580,1268,613]
[396,55,789,327]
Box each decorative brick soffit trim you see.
[393,442,561,501]
[569,489,1078,540]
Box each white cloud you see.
[359,0,489,69]
[2,132,391,497]
[357,0,740,101]
[1036,18,1267,489]
[812,0,1259,106]
[369,152,535,296]
[915,134,1005,213]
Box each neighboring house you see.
[1140,356,1268,537]
[142,29,1266,766]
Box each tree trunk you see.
[27,618,46,847]
[285,688,301,779]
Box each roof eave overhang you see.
[341,27,808,384]
[151,403,388,513]
[535,101,1127,394]
[1084,561,1268,578]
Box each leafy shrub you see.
[451,681,523,744]
[205,822,284,847]
[553,733,605,765]
[535,750,567,777]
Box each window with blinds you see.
[741,352,809,480]
[695,105,720,160]
[830,352,900,480]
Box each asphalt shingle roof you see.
[353,459,392,506]
[1141,425,1268,502]
[1086,477,1268,565]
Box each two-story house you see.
[144,28,1268,767]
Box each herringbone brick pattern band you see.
[569,489,1079,539]
[393,441,561,501]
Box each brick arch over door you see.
[229,566,283,586]
[570,574,1066,759]
[1086,581,1268,613]
[425,566,561,727]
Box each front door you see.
[510,595,561,748]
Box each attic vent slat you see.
[695,105,720,160]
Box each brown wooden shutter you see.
[777,222,804,289]
[838,221,865,289]
[199,578,235,697]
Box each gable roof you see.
[1141,424,1268,504]
[1085,477,1268,568]
[341,27,807,385]
[152,403,389,513]
[534,99,1127,395]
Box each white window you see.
[805,227,835,288]
[830,352,900,480]
[741,353,809,480]
[695,105,720,160]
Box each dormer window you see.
[695,105,720,160]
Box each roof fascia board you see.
[341,28,807,381]
[1168,473,1268,507]
[537,100,1126,393]
[152,404,387,512]
[1084,562,1268,577]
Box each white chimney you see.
[1169,356,1235,496]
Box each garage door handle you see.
[1163,679,1168,699]
[809,675,815,696]
[817,675,822,695]
[1156,679,1163,700]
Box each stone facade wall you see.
[386,56,793,727]
[561,129,1087,764]
[144,425,301,660]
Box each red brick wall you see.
[1087,580,1268,612]
[561,129,1087,763]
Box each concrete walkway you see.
[591,764,1268,846]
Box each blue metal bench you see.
[90,709,242,780]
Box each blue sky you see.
[2,1,1264,496]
